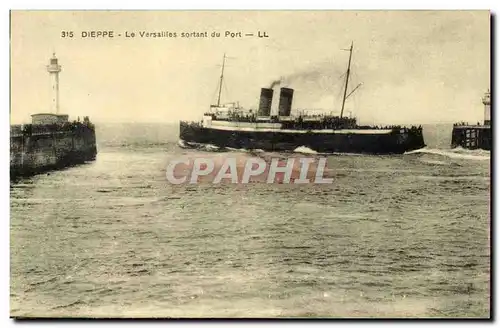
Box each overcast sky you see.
[10,10,490,125]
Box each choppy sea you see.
[10,123,490,318]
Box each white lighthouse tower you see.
[31,53,69,125]
[482,89,490,126]
[47,52,61,114]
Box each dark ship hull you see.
[179,121,426,154]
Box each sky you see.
[10,10,490,125]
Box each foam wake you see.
[177,140,221,152]
[177,140,189,148]
[293,146,368,156]
[293,146,318,154]
[226,147,265,154]
[405,147,490,161]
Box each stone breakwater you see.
[10,122,97,179]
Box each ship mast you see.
[340,42,353,119]
[216,53,226,107]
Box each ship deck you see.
[204,125,394,134]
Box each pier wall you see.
[451,125,491,150]
[10,123,97,179]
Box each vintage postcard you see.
[10,10,490,318]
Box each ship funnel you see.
[278,87,294,116]
[258,88,273,116]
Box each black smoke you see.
[267,61,346,91]
[269,79,281,89]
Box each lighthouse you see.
[46,53,62,114]
[31,53,68,125]
[482,89,490,126]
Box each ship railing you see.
[352,125,422,132]
[452,122,489,128]
[181,120,203,127]
[452,122,487,127]
[453,122,473,127]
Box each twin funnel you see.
[258,87,294,116]
[258,88,273,116]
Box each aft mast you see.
[340,42,353,119]
[216,53,226,107]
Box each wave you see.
[226,147,250,153]
[179,140,269,154]
[100,141,172,148]
[405,147,490,161]
[448,146,491,156]
[226,147,266,153]
[177,140,222,152]
[293,146,368,156]
[293,146,318,154]
[419,159,449,166]
[177,140,187,148]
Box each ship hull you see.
[179,122,426,154]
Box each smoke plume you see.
[266,60,353,113]
[267,61,346,91]
[269,79,281,89]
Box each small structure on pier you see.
[31,113,69,125]
[451,90,491,150]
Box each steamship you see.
[179,43,426,154]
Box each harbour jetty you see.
[451,90,491,150]
[10,54,97,180]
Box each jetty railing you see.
[10,121,95,137]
